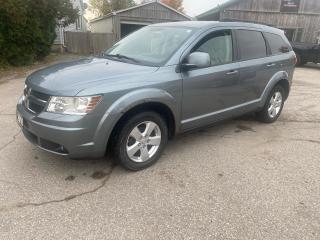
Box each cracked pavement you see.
[0,63,320,239]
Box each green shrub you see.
[0,0,78,66]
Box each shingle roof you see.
[90,1,192,23]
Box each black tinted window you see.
[193,30,233,66]
[264,32,290,55]
[236,30,267,60]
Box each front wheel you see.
[114,112,168,171]
[256,85,285,123]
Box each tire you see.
[256,85,285,123]
[296,53,306,66]
[114,111,168,171]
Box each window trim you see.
[262,32,273,57]
[234,29,268,62]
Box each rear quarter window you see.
[235,30,267,61]
[264,32,291,55]
[236,30,267,61]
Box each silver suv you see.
[17,21,295,171]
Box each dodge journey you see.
[17,21,295,170]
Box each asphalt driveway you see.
[0,62,319,240]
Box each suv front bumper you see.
[16,97,106,158]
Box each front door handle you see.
[267,63,276,67]
[226,70,239,75]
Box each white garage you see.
[90,1,191,40]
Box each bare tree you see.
[89,0,136,16]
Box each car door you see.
[235,29,273,102]
[181,29,241,131]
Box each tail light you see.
[293,54,298,65]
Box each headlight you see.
[22,84,27,101]
[47,96,102,115]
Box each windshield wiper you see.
[103,53,140,64]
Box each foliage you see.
[89,0,136,16]
[161,0,184,12]
[0,0,78,66]
[89,0,111,16]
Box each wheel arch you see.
[259,71,291,107]
[110,101,177,140]
[95,88,180,154]
[277,79,290,100]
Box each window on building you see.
[295,28,303,42]
[192,30,233,66]
[264,32,290,55]
[235,30,267,61]
[282,28,303,42]
[282,28,295,41]
[75,17,81,30]
[317,32,320,45]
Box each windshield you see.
[105,26,195,66]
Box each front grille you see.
[24,87,50,114]
[30,90,50,101]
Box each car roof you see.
[152,21,283,35]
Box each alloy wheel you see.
[268,91,283,118]
[126,121,162,163]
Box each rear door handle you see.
[266,63,276,67]
[226,70,239,75]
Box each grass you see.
[0,53,85,81]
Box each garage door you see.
[120,23,147,38]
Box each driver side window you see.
[192,30,233,66]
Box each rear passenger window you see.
[236,30,267,60]
[264,32,290,55]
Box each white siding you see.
[54,0,87,45]
[90,17,114,33]
[54,24,64,45]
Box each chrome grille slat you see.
[28,95,47,105]
[30,90,50,101]
[24,87,50,114]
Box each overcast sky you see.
[183,0,228,17]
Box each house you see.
[90,0,192,40]
[197,0,320,43]
[54,0,88,46]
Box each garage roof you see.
[90,1,192,23]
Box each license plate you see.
[17,112,23,128]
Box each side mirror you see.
[181,52,211,71]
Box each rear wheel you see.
[256,85,285,123]
[114,112,168,171]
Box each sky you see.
[183,0,228,17]
[84,0,229,18]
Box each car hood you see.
[26,58,158,96]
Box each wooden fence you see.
[64,32,117,55]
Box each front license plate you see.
[17,112,23,128]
